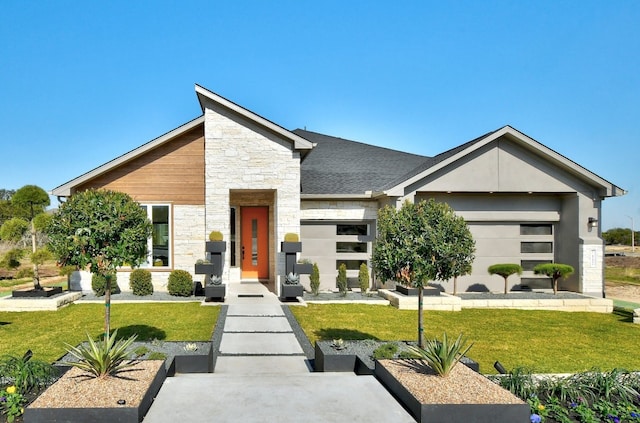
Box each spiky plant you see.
[64,330,138,378]
[407,332,473,377]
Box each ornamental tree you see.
[533,263,574,294]
[46,189,152,337]
[488,263,523,294]
[10,185,50,290]
[372,199,475,347]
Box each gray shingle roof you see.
[293,129,430,195]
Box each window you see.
[521,260,552,271]
[336,260,367,270]
[336,242,368,253]
[520,224,553,235]
[521,242,553,254]
[336,224,368,236]
[141,205,171,267]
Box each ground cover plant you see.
[290,304,640,374]
[0,303,219,363]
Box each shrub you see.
[337,263,348,296]
[129,269,153,296]
[284,233,299,242]
[208,231,223,241]
[358,263,369,294]
[533,263,574,294]
[0,217,29,243]
[372,343,398,360]
[91,272,120,296]
[64,330,138,378]
[0,248,25,270]
[407,332,473,377]
[168,269,193,296]
[310,263,320,296]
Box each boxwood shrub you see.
[168,269,193,297]
[129,268,153,296]
[91,272,120,296]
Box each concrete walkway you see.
[143,282,414,422]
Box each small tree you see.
[358,263,370,295]
[11,185,50,290]
[372,199,475,347]
[0,217,29,244]
[533,263,574,294]
[47,189,151,337]
[309,263,320,296]
[337,262,348,296]
[488,264,523,294]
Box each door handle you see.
[242,246,245,260]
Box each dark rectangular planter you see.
[205,241,226,253]
[280,283,304,299]
[166,343,213,376]
[314,342,357,372]
[281,241,302,253]
[374,361,529,423]
[204,284,226,301]
[396,285,440,296]
[25,361,166,423]
[294,263,313,275]
[12,286,63,298]
[194,263,215,275]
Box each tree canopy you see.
[488,263,523,294]
[372,199,475,346]
[46,189,152,335]
[533,263,574,294]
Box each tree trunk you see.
[104,273,111,339]
[453,276,457,295]
[504,276,508,295]
[418,285,424,348]
[31,219,41,290]
[552,277,558,295]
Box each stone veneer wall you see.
[579,242,604,297]
[203,103,301,287]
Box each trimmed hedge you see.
[168,269,193,297]
[91,272,120,296]
[129,269,153,296]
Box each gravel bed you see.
[75,291,205,302]
[302,291,386,302]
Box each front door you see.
[241,206,269,279]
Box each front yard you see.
[290,304,640,374]
[0,303,219,363]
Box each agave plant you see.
[64,329,138,378]
[407,332,473,377]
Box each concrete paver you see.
[220,332,304,355]
[224,316,292,332]
[214,356,311,374]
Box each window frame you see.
[140,204,172,269]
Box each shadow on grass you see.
[613,308,634,323]
[315,328,379,341]
[113,325,167,341]
[0,321,10,326]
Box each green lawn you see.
[0,303,219,363]
[290,304,640,374]
[605,266,640,285]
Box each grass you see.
[605,266,640,285]
[0,303,219,363]
[290,304,640,374]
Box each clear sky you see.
[1,1,638,230]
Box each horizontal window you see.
[521,242,553,254]
[336,260,367,270]
[336,242,368,253]
[520,224,553,235]
[521,260,553,271]
[337,224,368,236]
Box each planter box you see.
[374,360,529,423]
[194,263,215,275]
[314,342,357,372]
[166,342,214,376]
[294,263,313,275]
[205,241,226,253]
[280,283,303,300]
[25,361,166,423]
[204,284,225,301]
[281,241,302,253]
[12,286,63,298]
[396,285,440,297]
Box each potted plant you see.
[294,258,313,275]
[281,232,302,253]
[205,231,226,253]
[204,275,225,301]
[194,259,215,276]
[280,271,303,300]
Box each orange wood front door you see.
[241,207,269,279]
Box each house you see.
[51,84,625,297]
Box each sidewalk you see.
[143,282,414,422]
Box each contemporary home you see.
[51,84,624,297]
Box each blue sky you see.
[1,1,638,230]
